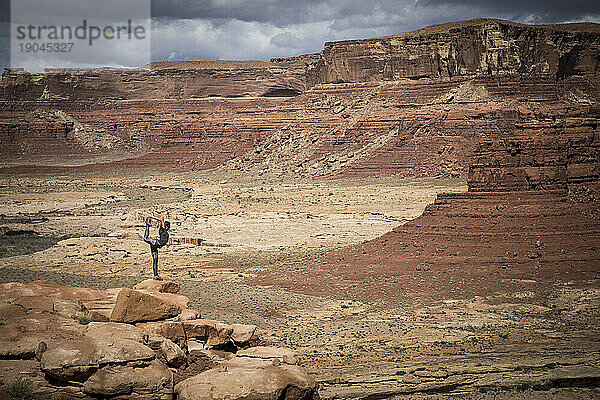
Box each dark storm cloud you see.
[3,0,600,70]
[417,0,600,23]
[151,0,600,25]
[150,0,439,27]
[149,0,600,64]
[151,0,322,25]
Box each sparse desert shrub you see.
[77,315,91,325]
[0,316,4,326]
[3,378,35,400]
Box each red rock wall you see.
[0,122,74,157]
[0,65,306,102]
[250,20,600,296]
[254,189,600,301]
[304,19,600,85]
[0,19,599,180]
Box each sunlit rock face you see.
[0,18,598,180]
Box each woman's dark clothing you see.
[144,224,169,277]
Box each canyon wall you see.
[0,19,599,180]
[255,88,600,303]
[302,19,600,85]
[1,61,306,101]
[244,20,600,303]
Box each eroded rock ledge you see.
[0,279,318,400]
[1,18,599,178]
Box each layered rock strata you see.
[1,19,598,179]
[0,280,317,400]
[304,19,600,85]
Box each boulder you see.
[180,308,200,321]
[182,319,213,338]
[83,359,172,398]
[183,319,234,347]
[110,288,181,323]
[87,322,148,343]
[137,290,190,310]
[40,338,155,380]
[138,321,186,346]
[134,279,181,293]
[231,323,257,344]
[237,346,298,365]
[160,338,186,367]
[174,364,316,400]
[207,322,234,347]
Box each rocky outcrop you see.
[183,319,235,347]
[160,338,186,367]
[134,278,181,293]
[39,337,156,380]
[251,21,600,305]
[175,352,316,400]
[1,19,598,180]
[0,61,307,102]
[83,359,173,399]
[0,280,317,399]
[230,323,257,344]
[110,288,183,323]
[175,364,316,400]
[139,318,258,350]
[303,19,600,85]
[468,118,600,192]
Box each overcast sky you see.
[2,0,600,71]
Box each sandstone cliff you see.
[299,19,600,85]
[0,18,599,179]
[0,279,317,400]
[1,60,306,101]
[249,18,600,316]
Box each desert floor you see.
[1,170,598,399]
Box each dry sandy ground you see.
[0,171,598,399]
[0,173,464,275]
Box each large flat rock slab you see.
[40,337,155,380]
[237,346,298,364]
[0,280,109,303]
[134,279,181,293]
[86,321,147,343]
[83,359,172,399]
[110,288,182,323]
[174,364,316,400]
